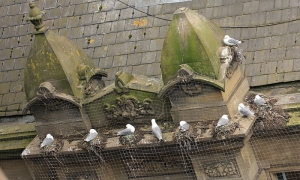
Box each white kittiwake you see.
[223,35,241,46]
[238,103,254,116]
[40,134,54,148]
[84,129,98,142]
[151,119,162,141]
[254,94,266,106]
[217,115,229,127]
[179,121,190,132]
[117,124,135,136]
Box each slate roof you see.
[1,0,300,116]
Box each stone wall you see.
[0,0,300,116]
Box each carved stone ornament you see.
[226,46,244,79]
[26,2,46,32]
[114,71,133,94]
[35,82,76,111]
[103,95,154,121]
[203,161,239,177]
[177,67,202,96]
[124,156,188,178]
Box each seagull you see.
[117,124,135,136]
[40,134,54,148]
[223,35,242,46]
[84,129,98,142]
[238,103,254,116]
[217,115,229,127]
[179,121,190,132]
[151,119,162,141]
[254,94,266,106]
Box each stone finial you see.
[26,2,45,32]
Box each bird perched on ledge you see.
[84,129,98,142]
[40,134,54,148]
[117,124,135,136]
[151,119,163,141]
[179,121,190,132]
[223,35,242,46]
[217,115,229,127]
[254,94,266,106]
[238,103,254,117]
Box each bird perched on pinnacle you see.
[40,134,54,148]
[223,35,242,46]
[151,119,163,141]
[238,103,254,117]
[217,115,229,127]
[117,124,135,136]
[179,121,190,132]
[84,129,98,142]
[254,94,266,106]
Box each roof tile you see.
[7,4,21,16]
[1,93,15,106]
[6,70,21,82]
[10,80,24,92]
[0,82,11,94]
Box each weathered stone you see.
[266,11,282,24]
[159,26,169,38]
[2,59,15,70]
[270,48,286,61]
[279,34,296,47]
[133,7,148,18]
[281,8,297,21]
[284,71,299,82]
[248,38,264,51]
[286,46,300,59]
[74,3,87,16]
[212,6,228,18]
[86,35,102,48]
[207,0,222,7]
[66,16,80,28]
[83,24,98,37]
[243,1,259,14]
[14,92,26,103]
[79,14,93,26]
[97,22,112,34]
[113,55,127,67]
[119,8,133,20]
[11,15,24,26]
[259,0,275,12]
[76,38,88,49]
[5,37,19,48]
[11,47,24,58]
[0,82,11,94]
[251,75,268,86]
[0,6,8,17]
[102,33,117,46]
[111,20,125,33]
[254,50,269,63]
[275,0,290,10]
[94,46,108,58]
[114,0,128,9]
[0,72,7,83]
[293,59,300,71]
[135,40,150,53]
[262,37,272,49]
[106,10,120,22]
[6,70,20,82]
[261,62,277,75]
[99,56,113,69]
[1,93,15,106]
[228,3,243,16]
[62,5,75,17]
[290,0,300,7]
[145,27,159,40]
[129,29,145,41]
[107,42,135,56]
[277,60,293,73]
[270,35,281,48]
[101,0,115,11]
[251,12,266,26]
[149,4,163,15]
[271,23,288,36]
[115,30,131,43]
[70,26,84,38]
[241,28,256,39]
[49,7,63,19]
[267,73,284,84]
[150,39,164,51]
[141,51,156,64]
[58,28,70,37]
[7,4,21,16]
[2,27,15,38]
[127,53,142,65]
[153,14,172,26]
[235,15,251,27]
[132,64,148,75]
[53,18,67,29]
[87,2,101,13]
[10,80,24,92]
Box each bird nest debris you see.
[245,93,289,131]
[81,136,106,162]
[214,121,239,140]
[41,139,63,156]
[119,129,143,147]
[174,126,196,150]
